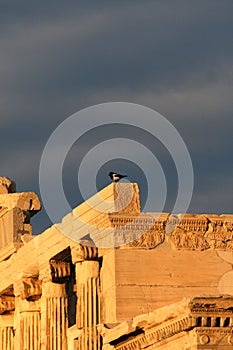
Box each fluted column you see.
[71,243,101,350]
[0,326,14,350]
[0,296,14,350]
[14,277,41,350]
[40,261,70,350]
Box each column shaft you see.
[75,261,101,350]
[41,282,68,350]
[20,311,40,350]
[0,327,14,350]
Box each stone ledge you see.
[0,192,41,212]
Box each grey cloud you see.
[1,1,232,96]
[0,0,232,234]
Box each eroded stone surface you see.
[0,176,16,194]
[0,182,41,260]
[0,180,232,349]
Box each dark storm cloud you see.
[1,1,232,96]
[0,0,232,233]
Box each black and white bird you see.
[108,172,127,182]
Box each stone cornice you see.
[100,297,233,349]
[114,315,192,350]
[100,299,192,346]
[101,213,233,251]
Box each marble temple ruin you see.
[0,176,232,349]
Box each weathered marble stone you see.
[0,176,16,194]
[0,179,232,349]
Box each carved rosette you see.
[196,328,233,347]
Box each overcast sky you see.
[0,1,232,234]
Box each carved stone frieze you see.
[99,213,233,250]
[205,216,233,250]
[167,215,233,251]
[0,295,15,314]
[176,217,208,233]
[76,212,233,251]
[206,230,233,250]
[108,213,168,248]
[170,227,210,250]
[128,229,165,249]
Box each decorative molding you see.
[71,243,98,263]
[190,297,233,315]
[113,316,192,350]
[103,297,233,349]
[109,214,168,248]
[196,328,233,346]
[95,214,233,251]
[169,215,233,251]
[0,296,15,314]
[175,217,208,233]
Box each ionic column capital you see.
[39,260,71,283]
[14,277,41,300]
[71,242,98,264]
[0,295,15,314]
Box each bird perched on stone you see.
[108,172,127,182]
